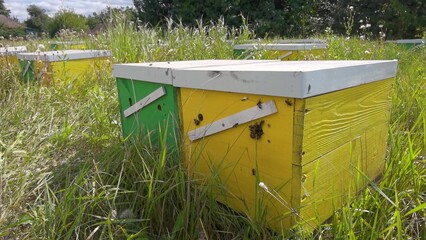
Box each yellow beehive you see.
[0,46,27,66]
[234,41,327,60]
[17,50,111,85]
[165,60,397,232]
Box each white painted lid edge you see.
[16,50,111,61]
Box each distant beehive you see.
[385,39,425,49]
[234,39,327,60]
[17,50,111,85]
[0,46,27,66]
[49,41,86,50]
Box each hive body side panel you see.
[180,88,295,230]
[362,122,389,180]
[301,78,394,165]
[299,139,363,230]
[297,78,393,231]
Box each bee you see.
[257,100,263,109]
[194,113,204,126]
[285,99,292,106]
[198,113,204,121]
[249,120,265,139]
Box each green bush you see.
[0,25,25,38]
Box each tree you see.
[24,5,51,33]
[132,0,425,38]
[48,10,88,37]
[133,0,175,26]
[311,0,425,39]
[0,0,10,17]
[133,0,320,37]
[87,7,137,30]
[382,0,425,38]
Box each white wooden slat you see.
[188,100,278,142]
[278,51,293,59]
[124,86,166,118]
[22,61,31,76]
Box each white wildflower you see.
[259,182,269,192]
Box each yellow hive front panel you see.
[34,60,53,85]
[31,58,110,86]
[0,56,19,66]
[300,78,394,166]
[180,88,296,228]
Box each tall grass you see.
[1,15,425,239]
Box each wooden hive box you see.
[114,59,397,232]
[17,50,111,85]
[171,60,398,232]
[234,41,327,60]
[112,60,277,151]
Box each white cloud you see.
[4,0,134,21]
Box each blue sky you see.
[4,0,134,21]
